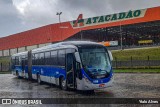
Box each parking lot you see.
[0,73,159,107]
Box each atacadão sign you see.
[71,9,147,28]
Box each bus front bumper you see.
[82,76,114,90]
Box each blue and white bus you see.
[11,41,113,90]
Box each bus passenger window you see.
[66,48,75,54]
[39,53,45,65]
[15,56,19,65]
[32,54,35,65]
[51,51,58,65]
[11,57,16,68]
[58,50,65,66]
[45,52,51,65]
[35,54,39,65]
[25,56,27,65]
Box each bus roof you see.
[12,41,103,56]
[32,41,102,53]
[61,41,101,45]
[12,51,28,57]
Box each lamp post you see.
[56,12,62,40]
[56,12,62,23]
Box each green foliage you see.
[0,56,10,64]
[0,71,11,74]
[112,47,160,61]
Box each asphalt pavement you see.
[0,73,159,107]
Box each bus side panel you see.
[31,66,66,84]
[14,65,23,77]
[24,66,28,79]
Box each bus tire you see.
[60,77,67,90]
[16,71,20,79]
[37,74,42,84]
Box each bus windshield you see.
[78,45,111,78]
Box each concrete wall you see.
[0,51,2,56]
[0,43,52,56]
[27,45,38,50]
[39,43,46,48]
[39,43,51,48]
[46,43,52,45]
[10,48,17,55]
[3,50,9,56]
[18,47,25,53]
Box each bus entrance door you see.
[66,53,76,89]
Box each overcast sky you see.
[0,0,160,37]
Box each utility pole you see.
[120,21,123,50]
[81,30,83,40]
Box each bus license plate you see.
[99,84,105,87]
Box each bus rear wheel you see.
[16,71,19,76]
[37,74,42,84]
[60,77,67,90]
[16,71,20,79]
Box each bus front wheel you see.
[60,77,67,90]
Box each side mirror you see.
[108,50,113,61]
[74,52,81,63]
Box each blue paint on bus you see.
[81,68,113,84]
